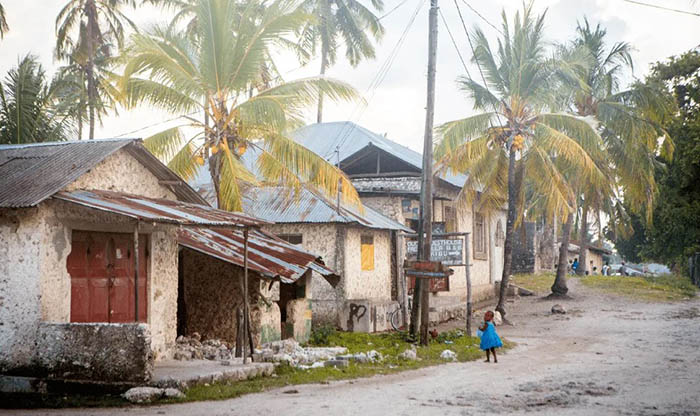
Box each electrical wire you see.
[457,0,503,36]
[323,0,427,160]
[622,0,700,17]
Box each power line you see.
[457,0,503,36]
[622,0,700,17]
[453,0,506,129]
[438,8,471,78]
[325,0,427,160]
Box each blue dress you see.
[479,322,503,350]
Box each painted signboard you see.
[406,238,464,266]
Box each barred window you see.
[473,213,488,260]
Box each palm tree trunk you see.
[552,212,573,296]
[577,199,589,275]
[86,0,96,140]
[496,147,518,320]
[316,44,328,124]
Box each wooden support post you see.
[133,222,139,322]
[416,0,439,346]
[465,235,472,336]
[397,232,409,328]
[243,228,250,364]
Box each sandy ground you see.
[11,279,700,416]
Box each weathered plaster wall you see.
[261,223,344,326]
[343,227,392,302]
[1,149,183,376]
[181,247,244,344]
[0,206,45,372]
[65,148,177,200]
[359,186,503,304]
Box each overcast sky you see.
[1,0,699,153]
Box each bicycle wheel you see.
[390,307,402,331]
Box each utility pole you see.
[414,0,439,346]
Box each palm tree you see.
[565,19,674,276]
[55,0,136,139]
[119,0,361,212]
[296,0,384,122]
[0,55,73,144]
[435,4,604,318]
[0,2,9,39]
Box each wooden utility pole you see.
[416,0,439,346]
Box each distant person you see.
[568,260,573,274]
[572,258,579,274]
[602,262,610,276]
[477,311,503,363]
[620,262,628,276]
[590,260,594,274]
[592,266,598,275]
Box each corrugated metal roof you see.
[178,227,339,285]
[290,122,468,189]
[55,189,269,227]
[241,186,412,232]
[0,139,205,207]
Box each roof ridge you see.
[0,138,139,150]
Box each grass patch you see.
[511,273,556,294]
[175,329,513,404]
[3,330,512,408]
[580,273,697,301]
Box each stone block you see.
[35,322,153,382]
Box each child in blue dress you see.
[478,311,503,363]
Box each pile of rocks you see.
[173,333,234,361]
[253,339,349,367]
[123,386,184,404]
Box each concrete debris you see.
[551,304,567,314]
[324,359,350,368]
[123,386,184,403]
[254,339,348,367]
[174,335,234,361]
[337,350,383,364]
[440,350,457,361]
[493,311,503,326]
[399,346,418,361]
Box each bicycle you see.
[390,295,412,331]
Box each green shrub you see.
[309,324,336,346]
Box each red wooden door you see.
[67,231,148,323]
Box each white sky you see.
[1,0,699,153]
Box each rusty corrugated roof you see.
[54,189,269,227]
[178,227,339,285]
[0,139,205,207]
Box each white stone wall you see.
[0,150,182,373]
[66,148,177,200]
[343,227,392,302]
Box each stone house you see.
[560,241,612,274]
[291,122,508,312]
[237,186,411,333]
[0,139,335,384]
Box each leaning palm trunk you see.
[496,147,517,320]
[552,212,573,296]
[577,200,589,275]
[316,46,328,123]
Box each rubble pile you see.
[253,339,349,367]
[174,333,234,361]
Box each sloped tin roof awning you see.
[54,189,268,227]
[178,227,339,286]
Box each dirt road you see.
[14,279,700,415]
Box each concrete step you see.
[150,360,274,390]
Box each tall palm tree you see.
[55,0,136,139]
[296,0,384,122]
[0,55,73,144]
[435,4,605,317]
[119,0,361,212]
[0,2,9,39]
[565,19,675,276]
